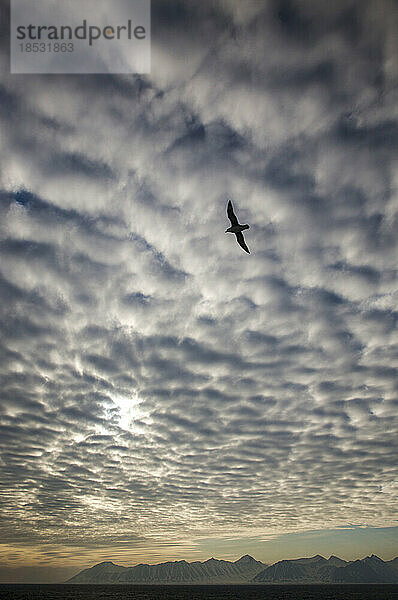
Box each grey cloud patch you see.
[48,151,115,180]
[267,59,335,89]
[327,261,381,284]
[167,117,246,160]
[122,291,152,307]
[333,115,398,151]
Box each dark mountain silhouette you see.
[328,554,348,567]
[67,554,265,584]
[388,556,398,573]
[67,553,398,584]
[254,554,335,583]
[333,554,398,583]
[253,553,398,583]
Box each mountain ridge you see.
[68,554,265,584]
[67,553,398,584]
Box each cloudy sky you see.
[1,0,398,583]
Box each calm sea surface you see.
[1,584,398,600]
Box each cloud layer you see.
[0,0,397,571]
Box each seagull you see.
[225,200,250,254]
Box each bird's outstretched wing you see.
[236,232,250,254]
[227,200,238,226]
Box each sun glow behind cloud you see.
[111,392,144,432]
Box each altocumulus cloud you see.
[0,0,397,571]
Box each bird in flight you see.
[225,200,250,254]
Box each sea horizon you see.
[2,582,398,600]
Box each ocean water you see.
[1,584,398,600]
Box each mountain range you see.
[67,553,398,584]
